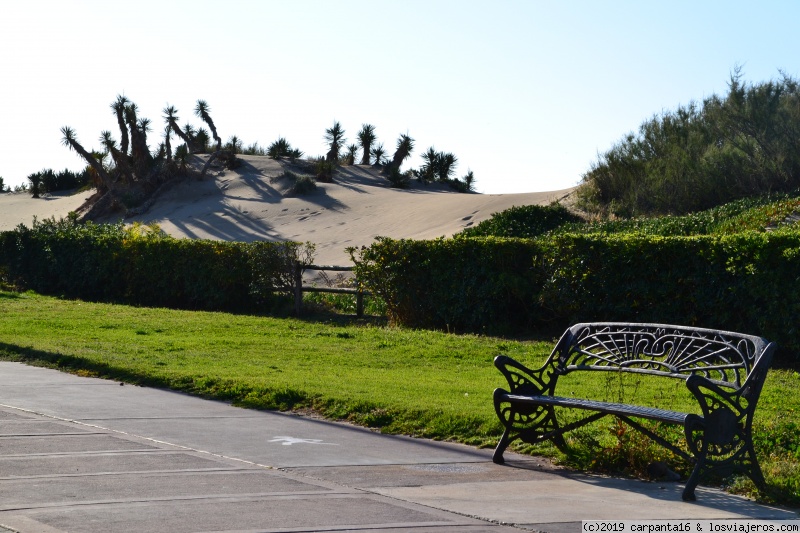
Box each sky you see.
[1,0,799,195]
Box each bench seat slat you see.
[500,393,690,425]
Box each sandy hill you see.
[0,155,574,265]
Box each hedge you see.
[351,232,800,366]
[0,219,304,312]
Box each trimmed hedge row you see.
[0,220,303,312]
[351,232,800,366]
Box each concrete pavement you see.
[0,361,796,532]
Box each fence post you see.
[293,261,303,316]
[356,288,364,318]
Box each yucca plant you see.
[110,95,130,155]
[344,144,358,165]
[61,126,114,191]
[324,121,346,162]
[357,124,376,165]
[194,100,222,151]
[463,170,476,192]
[163,105,195,153]
[370,143,386,166]
[387,134,414,174]
[267,138,303,161]
[419,147,439,183]
[99,130,134,184]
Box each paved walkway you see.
[0,362,795,532]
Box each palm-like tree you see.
[61,126,113,190]
[438,152,458,182]
[462,170,476,192]
[370,143,386,166]
[163,125,173,162]
[389,134,414,172]
[100,130,134,183]
[357,124,376,165]
[110,95,130,155]
[195,100,222,151]
[163,105,194,153]
[344,144,358,165]
[420,147,439,183]
[324,121,346,162]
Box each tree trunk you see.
[169,118,195,153]
[67,139,115,191]
[360,142,371,165]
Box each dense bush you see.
[578,71,800,217]
[351,232,800,366]
[350,237,543,333]
[558,192,800,236]
[458,204,581,238]
[0,218,308,312]
[27,168,90,195]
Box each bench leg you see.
[682,458,704,501]
[744,439,767,492]
[493,428,511,464]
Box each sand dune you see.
[0,155,574,265]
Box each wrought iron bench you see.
[492,322,776,501]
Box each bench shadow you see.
[501,458,799,517]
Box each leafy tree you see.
[357,124,376,165]
[579,70,800,217]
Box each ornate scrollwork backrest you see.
[557,323,769,389]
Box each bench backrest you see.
[552,322,772,390]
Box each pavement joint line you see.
[0,402,278,471]
[0,492,434,515]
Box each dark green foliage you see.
[0,218,308,312]
[459,204,582,238]
[579,71,800,217]
[266,138,303,161]
[343,144,358,165]
[350,232,800,366]
[324,121,346,162]
[27,168,90,195]
[386,167,411,189]
[370,143,386,166]
[289,174,317,195]
[559,192,800,236]
[314,158,336,182]
[350,237,543,333]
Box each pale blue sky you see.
[1,1,798,194]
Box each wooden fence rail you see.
[293,263,369,316]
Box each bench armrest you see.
[685,374,748,418]
[494,354,556,396]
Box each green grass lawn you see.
[0,290,797,505]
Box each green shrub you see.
[351,231,800,366]
[578,72,800,217]
[459,204,581,238]
[350,236,543,333]
[0,218,309,312]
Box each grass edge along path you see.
[0,290,797,506]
